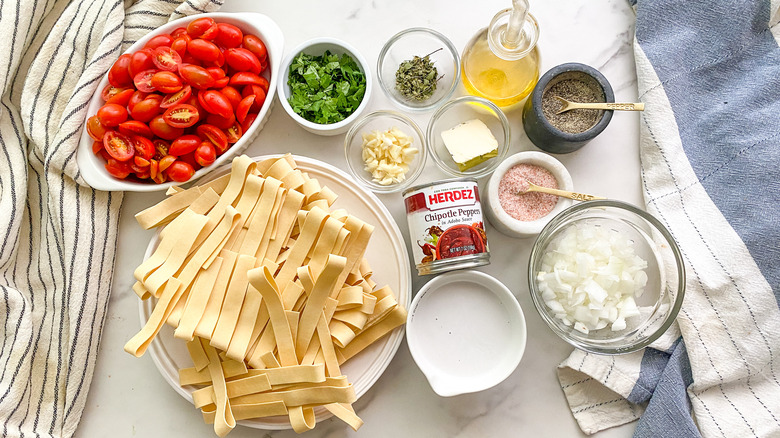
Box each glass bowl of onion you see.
[528,200,685,354]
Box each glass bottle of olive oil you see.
[461,0,540,107]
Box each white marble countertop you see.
[75,0,641,436]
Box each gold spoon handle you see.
[521,181,606,201]
[567,102,645,112]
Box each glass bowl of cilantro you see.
[278,38,372,136]
[377,28,460,113]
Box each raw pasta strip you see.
[192,374,272,408]
[304,199,329,212]
[201,338,235,438]
[179,361,249,386]
[289,407,316,433]
[331,222,374,298]
[274,207,328,286]
[256,155,296,176]
[324,403,363,431]
[124,278,183,357]
[249,266,298,367]
[187,337,210,372]
[175,257,224,341]
[265,158,295,182]
[307,217,346,274]
[294,255,347,361]
[247,320,275,369]
[195,250,238,340]
[135,186,203,229]
[265,190,305,258]
[202,401,287,423]
[281,170,305,190]
[211,254,256,351]
[158,188,220,240]
[338,306,408,363]
[332,308,369,331]
[317,311,341,377]
[230,378,355,406]
[225,286,262,361]
[221,174,264,250]
[237,177,283,257]
[329,321,356,349]
[132,282,151,301]
[335,286,364,310]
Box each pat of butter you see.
[440,119,499,172]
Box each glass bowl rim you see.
[343,110,428,194]
[527,199,686,355]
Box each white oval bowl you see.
[277,37,372,136]
[485,151,573,239]
[76,12,284,192]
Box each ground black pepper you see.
[542,79,604,134]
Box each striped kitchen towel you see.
[557,0,780,437]
[0,0,220,437]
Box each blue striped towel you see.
[557,1,780,437]
[0,1,220,437]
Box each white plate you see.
[139,155,411,429]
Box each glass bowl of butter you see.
[426,96,511,179]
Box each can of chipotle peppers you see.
[403,178,490,275]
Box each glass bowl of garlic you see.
[344,110,427,194]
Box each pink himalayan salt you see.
[498,163,559,221]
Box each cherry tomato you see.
[133,155,151,169]
[129,96,162,122]
[198,90,232,118]
[168,134,201,156]
[153,139,170,159]
[149,115,185,140]
[171,35,191,56]
[144,34,173,49]
[160,85,192,108]
[151,71,183,94]
[134,69,157,93]
[131,135,155,160]
[181,53,198,65]
[103,131,135,161]
[220,86,242,109]
[206,67,226,80]
[158,155,177,172]
[86,115,109,141]
[134,167,151,180]
[187,17,217,38]
[179,64,214,89]
[242,35,268,64]
[118,120,153,138]
[212,77,229,88]
[152,169,167,184]
[101,85,133,104]
[188,38,221,62]
[149,158,160,179]
[108,54,133,87]
[127,90,149,111]
[225,48,262,74]
[166,161,195,182]
[196,124,228,152]
[235,95,254,124]
[171,27,188,39]
[203,51,225,68]
[92,140,104,155]
[225,121,242,144]
[194,141,217,166]
[231,71,268,89]
[163,104,200,128]
[206,113,236,130]
[241,112,258,134]
[129,48,156,77]
[96,103,128,127]
[105,158,132,179]
[246,86,266,111]
[152,47,182,72]
[215,23,243,48]
[178,150,201,170]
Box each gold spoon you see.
[518,180,606,202]
[555,96,645,115]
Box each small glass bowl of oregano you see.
[377,27,460,113]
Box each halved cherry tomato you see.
[149,115,185,140]
[225,48,262,74]
[103,131,135,161]
[127,90,149,111]
[181,53,198,65]
[151,71,183,94]
[220,86,242,109]
[92,141,103,155]
[198,90,232,118]
[160,85,192,108]
[212,77,229,88]
[203,51,225,68]
[229,72,266,87]
[158,155,177,172]
[235,95,254,124]
[225,121,242,144]
[215,23,243,48]
[171,35,191,56]
[96,103,128,127]
[166,161,195,182]
[153,139,170,159]
[131,135,155,160]
[129,96,162,122]
[86,116,109,141]
[152,170,167,184]
[242,35,268,64]
[129,48,156,77]
[178,151,200,170]
[187,17,217,38]
[133,156,150,168]
[152,47,182,72]
[149,158,160,179]
[171,27,188,39]
[108,54,133,88]
[101,85,133,104]
[168,134,201,156]
[118,120,153,138]
[134,168,151,179]
[188,38,221,62]
[241,84,267,110]
[241,112,258,134]
[105,158,132,179]
[194,141,217,166]
[206,67,226,80]
[144,34,173,50]
[134,69,157,93]
[179,64,214,89]
[206,113,236,130]
[196,124,228,152]
[163,104,200,128]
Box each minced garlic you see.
[361,127,418,186]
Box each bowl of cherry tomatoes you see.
[77,12,283,191]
